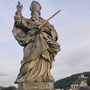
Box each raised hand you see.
[16,2,23,12]
[14,2,23,24]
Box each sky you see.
[0,0,90,87]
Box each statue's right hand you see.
[14,2,23,23]
[17,2,23,12]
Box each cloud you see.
[66,46,90,69]
[0,75,16,87]
[0,0,90,86]
[51,42,90,80]
[0,72,10,77]
[0,0,14,43]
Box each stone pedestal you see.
[18,81,55,90]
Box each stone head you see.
[30,1,42,20]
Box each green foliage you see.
[74,77,82,82]
[1,86,16,90]
[84,72,90,86]
[54,71,90,89]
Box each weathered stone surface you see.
[13,1,60,90]
[18,82,54,90]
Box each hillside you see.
[54,71,90,89]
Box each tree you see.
[1,86,16,90]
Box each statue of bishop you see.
[12,1,60,90]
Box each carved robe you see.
[12,17,60,83]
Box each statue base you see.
[18,81,55,90]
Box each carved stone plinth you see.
[18,81,55,90]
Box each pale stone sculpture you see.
[12,1,60,90]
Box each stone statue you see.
[12,1,60,90]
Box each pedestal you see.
[18,81,55,90]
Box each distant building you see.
[71,80,88,90]
[78,86,90,90]
[70,74,88,90]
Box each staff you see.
[38,10,61,29]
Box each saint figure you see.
[12,1,60,84]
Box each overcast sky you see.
[0,0,90,87]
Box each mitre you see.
[30,1,42,12]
